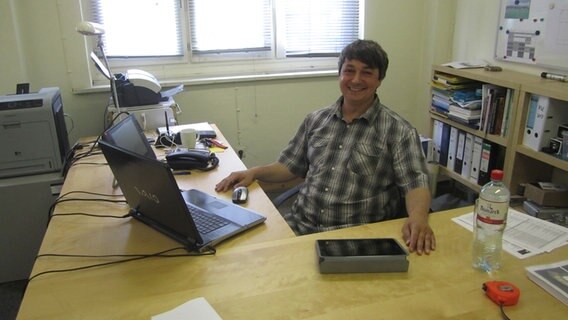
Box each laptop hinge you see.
[128,208,139,217]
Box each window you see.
[188,0,272,57]
[86,0,363,85]
[279,0,361,57]
[92,0,184,58]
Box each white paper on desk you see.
[156,122,215,135]
[452,208,568,259]
[152,297,223,320]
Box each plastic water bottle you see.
[472,169,510,272]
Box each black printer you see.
[114,69,183,108]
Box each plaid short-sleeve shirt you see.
[278,95,429,235]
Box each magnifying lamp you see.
[76,21,121,117]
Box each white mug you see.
[179,128,197,149]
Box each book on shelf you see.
[449,105,481,117]
[452,89,481,104]
[490,95,506,135]
[432,95,450,112]
[479,84,507,134]
[447,113,480,129]
[432,72,477,85]
[526,259,568,306]
[450,99,482,110]
[431,80,480,91]
[501,89,512,136]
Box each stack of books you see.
[431,72,481,118]
[448,92,482,128]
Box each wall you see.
[1,0,455,168]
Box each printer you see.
[114,69,183,108]
[0,87,70,178]
[109,69,183,130]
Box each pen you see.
[541,72,568,82]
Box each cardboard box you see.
[523,183,568,207]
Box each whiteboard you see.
[495,0,568,71]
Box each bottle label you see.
[476,199,508,225]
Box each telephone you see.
[165,149,219,171]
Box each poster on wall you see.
[495,0,568,71]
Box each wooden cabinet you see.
[429,65,568,196]
[509,78,568,195]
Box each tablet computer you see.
[316,238,409,273]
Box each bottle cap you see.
[490,169,504,181]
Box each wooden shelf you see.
[515,145,568,172]
[438,166,481,193]
[429,65,568,196]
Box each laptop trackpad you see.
[182,189,264,226]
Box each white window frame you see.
[62,0,365,92]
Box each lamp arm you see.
[96,36,121,115]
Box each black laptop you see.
[101,114,157,159]
[98,119,266,252]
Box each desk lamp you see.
[76,21,121,116]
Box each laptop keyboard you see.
[187,204,230,234]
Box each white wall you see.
[1,0,455,168]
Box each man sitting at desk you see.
[215,39,435,255]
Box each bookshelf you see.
[429,65,568,196]
[509,77,568,195]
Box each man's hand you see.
[215,170,255,192]
[401,216,436,255]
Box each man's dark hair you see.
[338,39,389,81]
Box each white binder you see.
[432,120,444,163]
[461,133,474,179]
[454,130,466,174]
[523,95,568,152]
[447,126,459,169]
[469,136,484,184]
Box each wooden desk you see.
[17,128,568,319]
[41,126,294,253]
[18,205,568,319]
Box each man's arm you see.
[401,187,436,255]
[215,162,298,192]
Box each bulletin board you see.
[495,0,568,71]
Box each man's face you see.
[339,59,381,105]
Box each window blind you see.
[188,0,272,54]
[283,0,360,57]
[92,0,184,58]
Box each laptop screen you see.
[101,114,156,159]
[99,139,202,246]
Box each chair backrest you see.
[271,184,302,208]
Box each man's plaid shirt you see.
[278,95,429,235]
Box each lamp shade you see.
[76,21,105,36]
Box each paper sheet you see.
[442,60,486,69]
[152,297,223,320]
[452,208,568,259]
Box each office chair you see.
[270,184,302,208]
